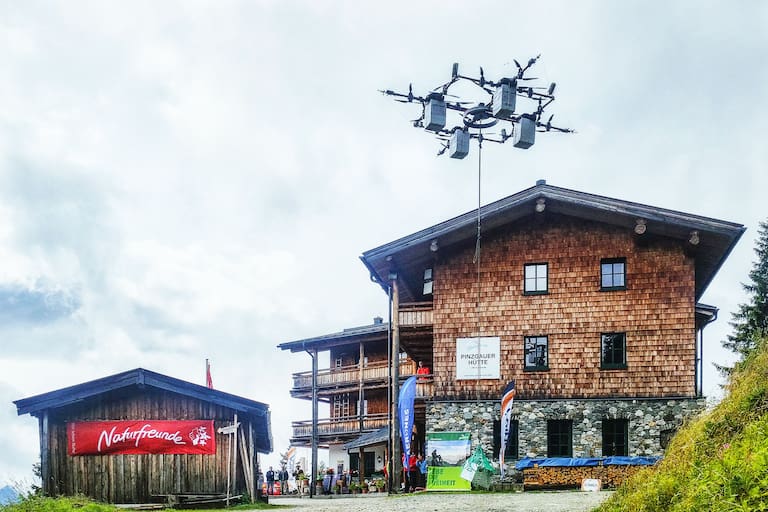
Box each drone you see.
[380,56,573,158]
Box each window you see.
[349,452,376,477]
[602,419,628,456]
[601,258,626,290]
[524,263,548,294]
[524,336,549,371]
[423,268,434,295]
[492,419,519,460]
[547,420,572,457]
[601,332,627,369]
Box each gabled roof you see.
[14,367,272,453]
[360,181,745,301]
[278,320,388,353]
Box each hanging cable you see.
[474,133,483,398]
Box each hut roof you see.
[14,367,272,453]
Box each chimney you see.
[373,316,383,325]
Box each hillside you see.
[596,338,768,511]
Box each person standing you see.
[266,466,275,495]
[406,452,418,492]
[279,466,289,495]
[294,466,306,495]
[416,361,430,381]
[417,454,428,490]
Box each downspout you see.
[696,308,718,397]
[386,283,393,493]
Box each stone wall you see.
[427,397,706,459]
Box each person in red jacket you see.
[407,452,418,492]
[416,361,430,381]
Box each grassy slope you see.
[596,339,768,511]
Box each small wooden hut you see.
[14,368,272,505]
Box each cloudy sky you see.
[1,1,767,485]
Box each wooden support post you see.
[358,447,365,484]
[359,341,365,431]
[39,411,51,496]
[310,348,319,497]
[391,278,401,493]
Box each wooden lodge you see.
[279,180,744,488]
[14,368,272,505]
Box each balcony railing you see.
[399,302,433,327]
[291,413,389,439]
[292,360,415,390]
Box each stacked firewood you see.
[523,464,647,489]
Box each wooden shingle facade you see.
[281,181,744,478]
[15,368,272,504]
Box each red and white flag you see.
[499,380,516,478]
[206,359,213,389]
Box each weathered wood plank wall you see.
[45,388,251,503]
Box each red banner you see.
[67,420,216,456]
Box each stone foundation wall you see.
[427,397,706,459]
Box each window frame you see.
[547,419,573,457]
[602,419,629,456]
[524,335,549,371]
[523,262,549,295]
[601,332,628,370]
[492,418,520,461]
[600,257,627,291]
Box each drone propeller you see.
[536,114,573,133]
[408,83,413,102]
[548,82,556,96]
[479,67,485,87]
[515,54,541,79]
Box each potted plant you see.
[349,481,358,494]
[367,479,377,493]
[375,479,386,493]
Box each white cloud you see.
[0,0,766,481]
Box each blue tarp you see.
[515,456,660,470]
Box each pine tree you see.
[722,220,768,364]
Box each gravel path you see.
[267,491,612,512]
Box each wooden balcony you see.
[399,302,433,327]
[290,361,434,397]
[290,413,389,441]
[291,360,415,392]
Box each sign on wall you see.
[67,420,216,456]
[455,336,500,380]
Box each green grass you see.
[0,496,282,512]
[596,338,768,511]
[0,496,119,512]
